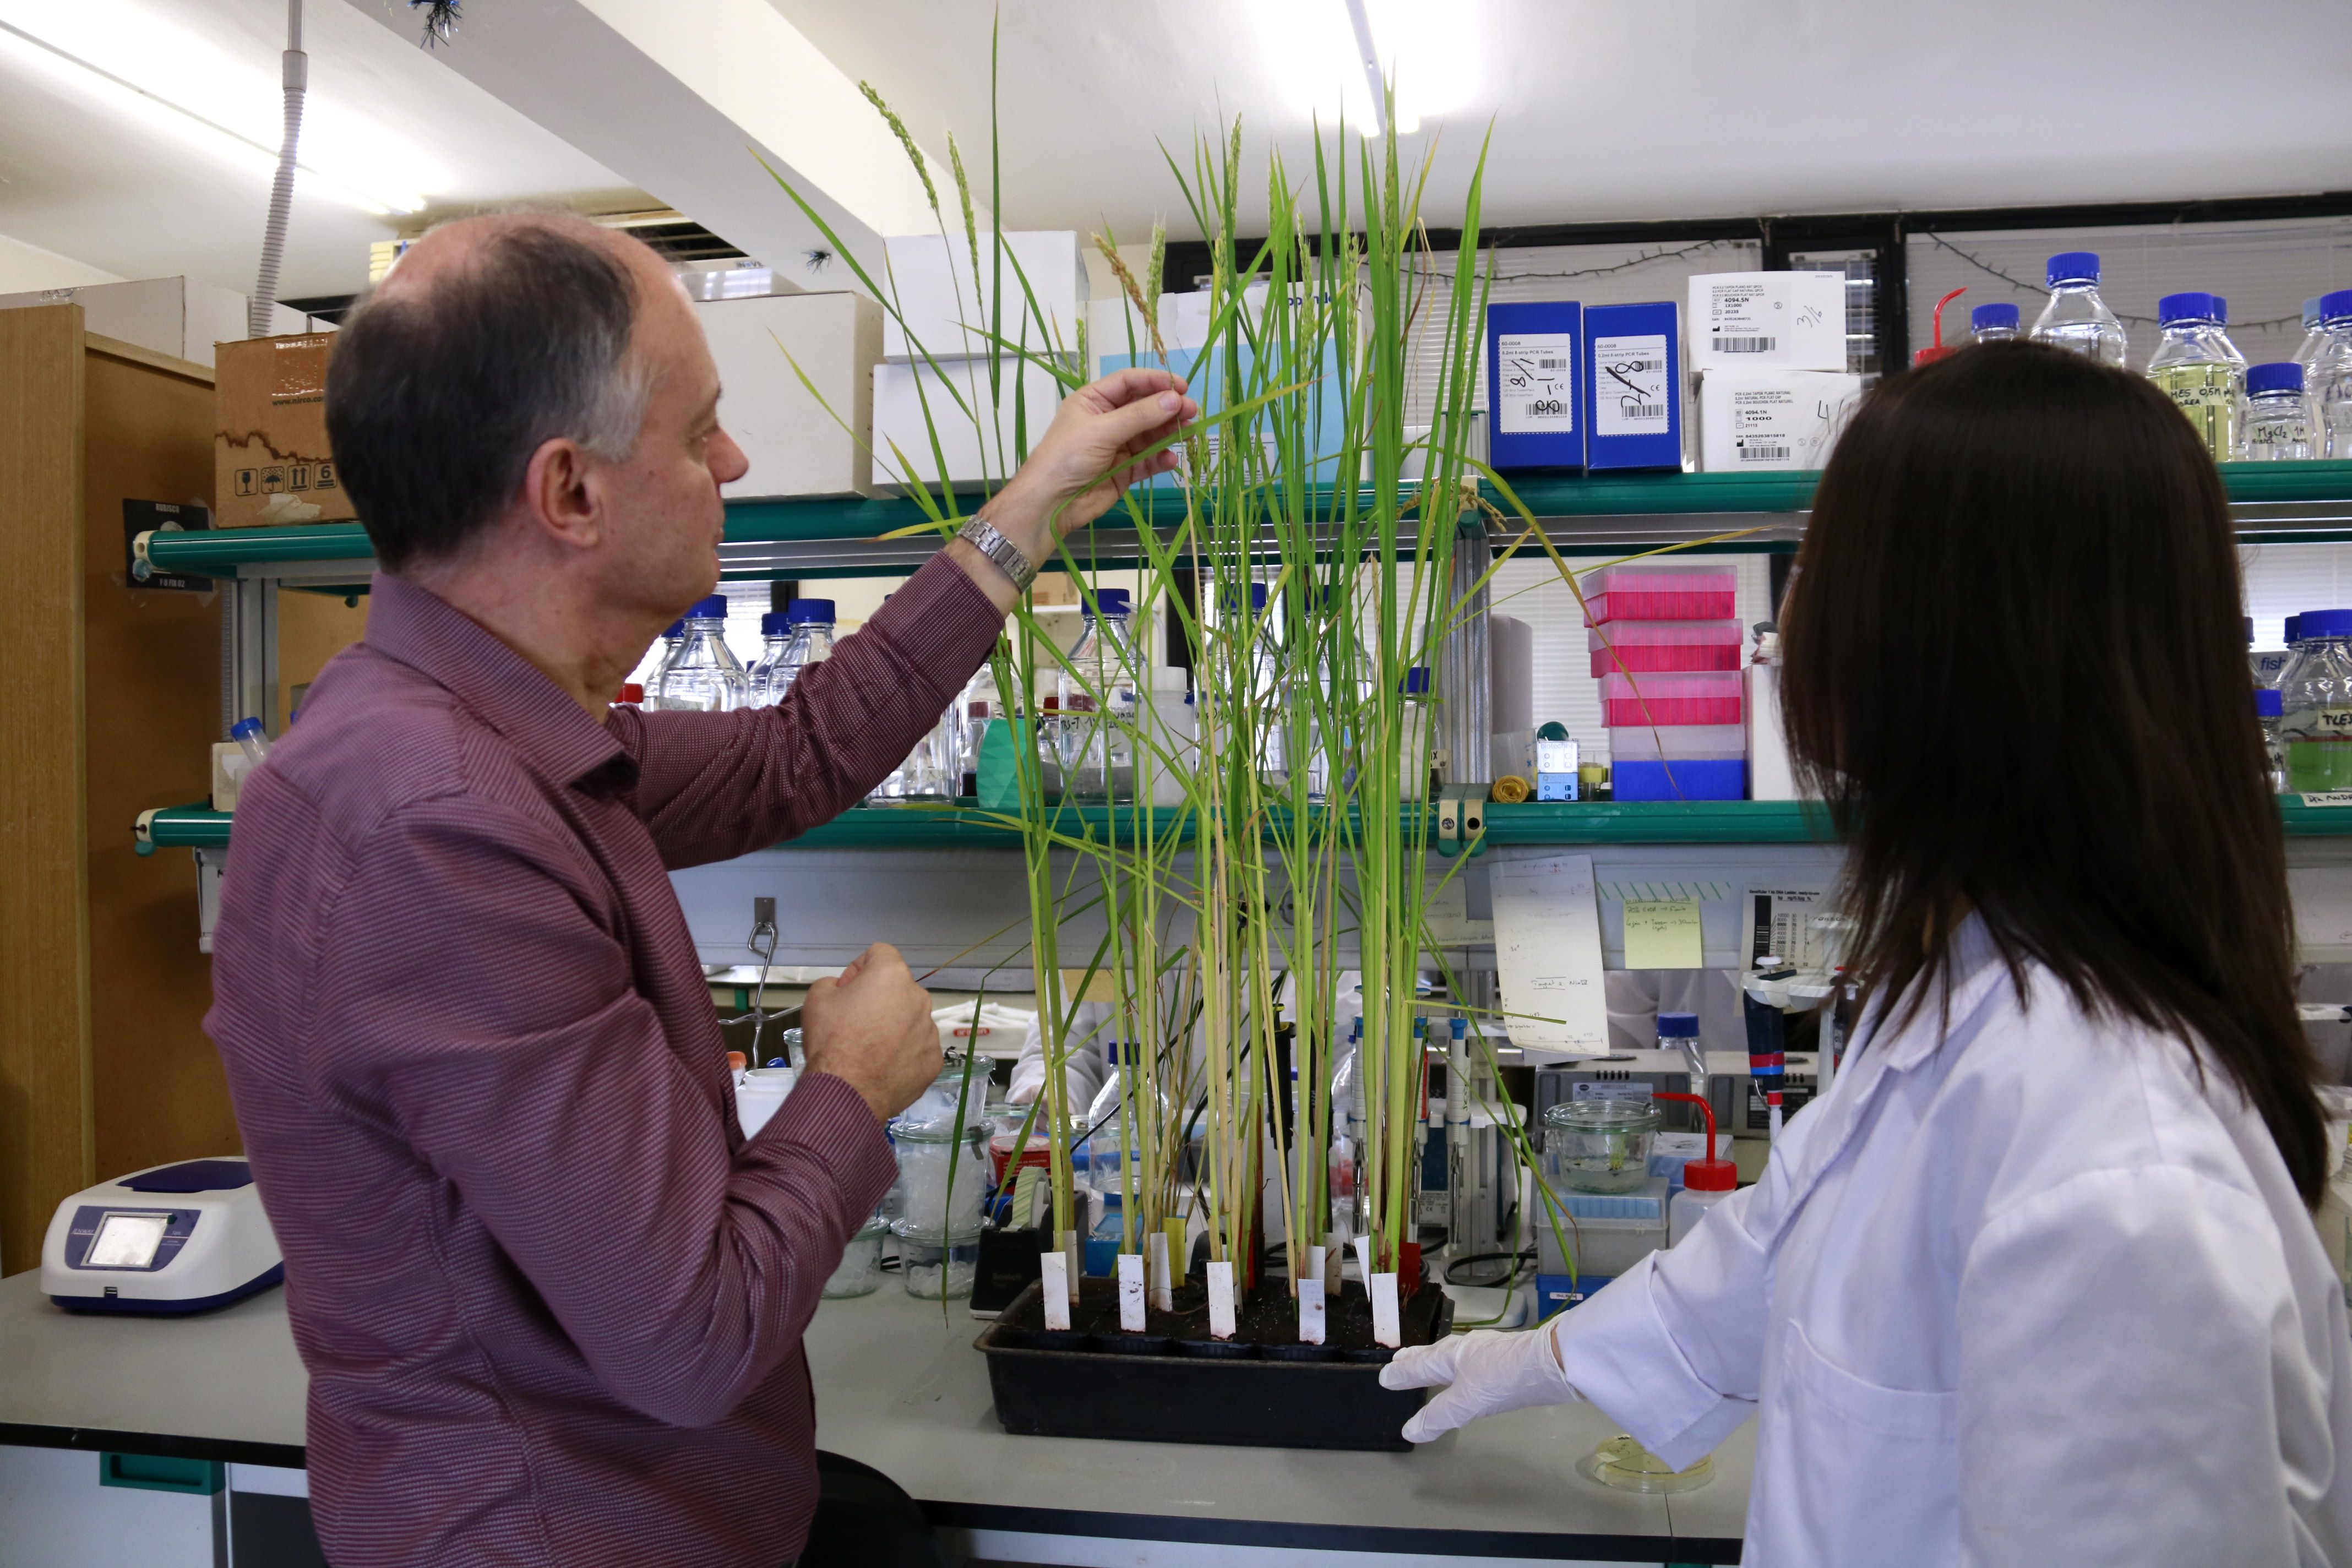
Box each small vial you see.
[2245,362,2314,462]
[230,717,270,768]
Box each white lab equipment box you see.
[873,357,1066,491]
[881,232,1085,362]
[1747,658,1803,801]
[1697,369,1863,473]
[1686,271,1848,373]
[0,276,306,367]
[695,291,883,499]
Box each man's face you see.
[587,258,749,624]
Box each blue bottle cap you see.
[2046,251,2101,286]
[2300,609,2352,640]
[1084,587,1132,618]
[786,598,836,624]
[2321,290,2352,326]
[663,620,684,640]
[1970,302,2019,331]
[2287,614,2304,643]
[760,611,789,636]
[2257,687,2284,718]
[230,717,264,742]
[2248,362,2305,397]
[687,595,729,620]
[1450,1016,1468,1039]
[2157,292,2222,326]
[1656,1011,1700,1038]
[1401,667,1432,694]
[2215,296,2229,323]
[2307,298,2326,328]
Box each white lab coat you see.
[1555,919,2352,1566]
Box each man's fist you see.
[800,943,940,1124]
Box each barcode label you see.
[1496,331,1576,436]
[1621,403,1665,419]
[1592,333,1670,439]
[1614,360,1663,372]
[1716,335,1777,353]
[1740,444,1791,462]
[1535,356,1566,369]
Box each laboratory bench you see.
[0,1267,1750,1566]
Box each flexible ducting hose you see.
[248,0,307,338]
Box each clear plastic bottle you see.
[2145,292,2245,461]
[1328,1019,1365,1237]
[651,596,748,712]
[640,620,685,711]
[745,612,791,706]
[2311,291,2352,460]
[766,598,836,703]
[1057,587,1139,803]
[1669,1157,1737,1246]
[958,663,999,799]
[1969,302,2021,344]
[2257,687,2286,793]
[1658,1009,1704,1106]
[2029,252,2127,366]
[1082,1043,1168,1249]
[2245,363,2314,462]
[2296,298,2329,373]
[2279,608,2352,792]
[871,704,962,805]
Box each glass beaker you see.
[822,1215,888,1299]
[1542,1098,1663,1194]
[889,1119,992,1241]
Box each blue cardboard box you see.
[1536,1272,1616,1320]
[1485,301,1583,470]
[1583,302,1683,470]
[1611,757,1747,801]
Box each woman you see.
[1385,342,2352,1564]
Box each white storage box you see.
[1686,271,1848,373]
[1698,370,1863,473]
[881,232,1085,362]
[873,357,1067,490]
[695,291,883,499]
[1747,658,1805,801]
[0,276,306,367]
[1607,722,1745,760]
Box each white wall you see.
[0,230,120,292]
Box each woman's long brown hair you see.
[1779,340,2326,1202]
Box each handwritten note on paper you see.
[1623,897,1705,969]
[1490,853,1610,1050]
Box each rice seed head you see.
[859,80,939,216]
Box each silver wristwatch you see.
[957,514,1038,593]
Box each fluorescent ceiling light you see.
[1258,0,1479,137]
[0,1,436,215]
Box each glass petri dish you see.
[1577,1433,1713,1494]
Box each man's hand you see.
[799,943,941,1124]
[948,367,1199,606]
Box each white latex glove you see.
[1378,1322,1583,1443]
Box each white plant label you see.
[1369,1271,1403,1348]
[1352,1234,1374,1289]
[1301,1243,1325,1290]
[2302,791,2352,808]
[1495,332,1576,434]
[1040,1250,1071,1331]
[1206,1260,1237,1339]
[1325,1237,1344,1299]
[1117,1253,1147,1332]
[1057,1228,1081,1306]
[1591,335,1670,437]
[1298,1284,1327,1345]
[1146,1231,1174,1311]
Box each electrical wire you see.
[1403,238,1747,284]
[1919,232,2306,333]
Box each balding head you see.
[325,210,672,573]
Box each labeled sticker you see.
[1147,1230,1174,1311]
[2302,792,2352,808]
[1369,1271,1402,1348]
[1207,1260,1237,1339]
[1325,1236,1344,1299]
[1041,1250,1072,1331]
[1117,1253,1147,1332]
[1592,335,1670,437]
[1495,332,1576,434]
[1351,1233,1374,1289]
[1298,1284,1327,1344]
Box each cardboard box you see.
[1485,301,1583,471]
[873,356,1066,490]
[1697,369,1863,473]
[695,291,883,499]
[881,231,1085,362]
[0,276,306,368]
[214,333,356,527]
[1686,270,1848,373]
[1583,302,1683,471]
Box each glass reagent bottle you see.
[2029,252,2127,366]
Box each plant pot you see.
[974,1278,1452,1452]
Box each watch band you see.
[957,514,1038,594]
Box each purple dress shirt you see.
[206,558,1003,1567]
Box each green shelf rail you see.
[138,795,2352,854]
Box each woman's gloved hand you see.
[1378,1322,1584,1442]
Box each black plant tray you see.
[974,1277,1452,1452]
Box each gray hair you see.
[324,216,655,571]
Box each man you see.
[205,211,1194,1568]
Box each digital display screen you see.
[86,1212,168,1270]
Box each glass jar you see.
[822,1215,888,1299]
[1542,1098,1663,1194]
[893,1222,981,1299]
[889,1119,992,1242]
[2279,609,2352,792]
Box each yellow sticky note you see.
[1623,897,1704,969]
